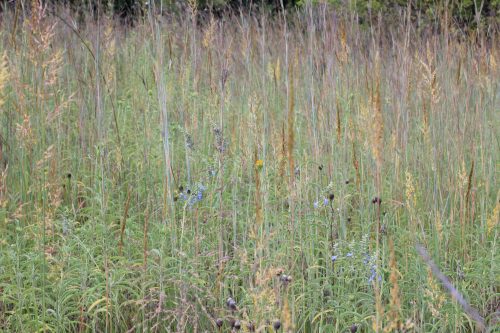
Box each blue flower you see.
[314,201,319,209]
[346,252,353,258]
[368,264,382,284]
[363,253,371,265]
[197,191,203,201]
[323,198,329,206]
[331,255,338,262]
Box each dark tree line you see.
[2,0,499,29]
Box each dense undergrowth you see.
[0,2,498,332]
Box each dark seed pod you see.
[329,193,335,201]
[247,322,255,332]
[216,318,223,328]
[273,320,281,331]
[318,164,323,171]
[233,320,241,330]
[347,217,351,223]
[350,324,358,333]
[67,173,72,179]
[179,185,184,192]
[345,179,350,184]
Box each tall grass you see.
[0,2,498,332]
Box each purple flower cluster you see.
[177,183,206,207]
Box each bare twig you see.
[416,244,486,331]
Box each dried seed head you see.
[350,324,358,333]
[226,297,237,311]
[233,320,241,330]
[247,322,255,332]
[216,318,223,328]
[273,319,281,331]
[329,193,335,201]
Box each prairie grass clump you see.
[0,1,498,332]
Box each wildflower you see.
[197,191,203,201]
[323,198,329,206]
[331,255,338,262]
[346,252,353,258]
[368,264,382,284]
[216,318,223,328]
[350,324,358,333]
[255,159,264,170]
[273,320,281,331]
[363,253,370,265]
[313,200,319,209]
[233,320,241,330]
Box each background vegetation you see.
[0,0,498,332]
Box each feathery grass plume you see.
[254,149,263,230]
[435,214,443,242]
[405,171,417,232]
[348,119,361,190]
[336,22,349,65]
[424,266,446,318]
[103,22,116,92]
[275,57,281,83]
[419,42,440,144]
[282,297,293,333]
[0,166,7,209]
[486,195,499,236]
[0,52,9,109]
[384,239,401,332]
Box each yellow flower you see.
[255,159,264,170]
